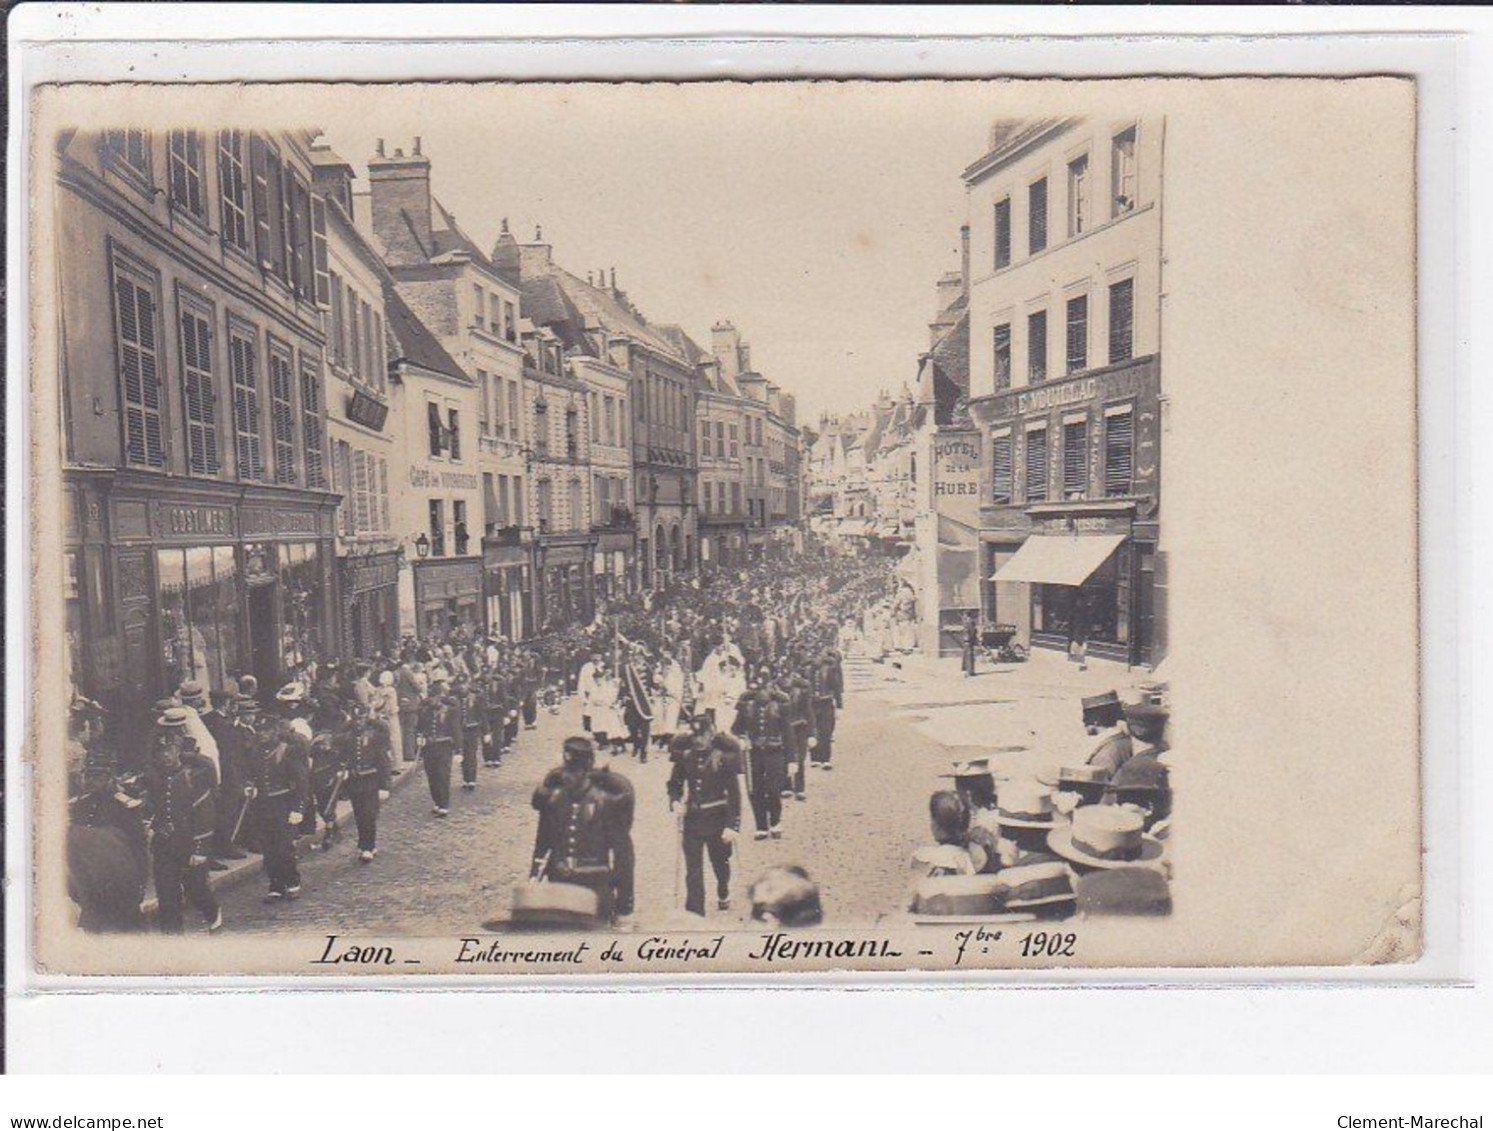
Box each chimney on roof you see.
[959,223,971,296]
[740,343,752,372]
[368,138,433,257]
[609,267,617,290]
[413,136,422,156]
[534,224,543,242]
[586,272,593,286]
[711,321,742,380]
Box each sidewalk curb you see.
[140,759,424,921]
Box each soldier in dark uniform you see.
[188,687,246,862]
[808,645,844,771]
[530,737,632,924]
[303,677,350,844]
[334,703,392,862]
[780,662,817,801]
[458,674,485,790]
[145,708,222,933]
[733,668,790,840]
[667,732,743,916]
[419,675,460,817]
[520,654,540,730]
[67,743,149,933]
[242,694,311,902]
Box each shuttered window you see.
[1068,154,1090,236]
[990,432,1013,504]
[300,359,325,488]
[1063,418,1088,498]
[352,449,372,533]
[228,329,264,481]
[167,130,206,219]
[993,323,1012,390]
[1105,409,1134,497]
[218,131,250,254]
[251,136,287,281]
[1028,310,1047,383]
[333,440,354,536]
[311,194,330,306]
[377,456,391,532]
[361,300,375,385]
[112,266,166,468]
[1066,294,1088,374]
[328,274,344,368]
[289,173,314,301]
[993,197,1012,269]
[268,343,297,483]
[372,312,386,390]
[178,304,219,476]
[1024,426,1048,503]
[1029,178,1048,254]
[1108,278,1134,364]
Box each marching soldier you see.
[458,674,485,790]
[780,660,817,802]
[242,692,311,902]
[185,683,247,863]
[667,732,743,916]
[808,645,843,771]
[419,674,460,817]
[334,703,393,862]
[145,707,222,933]
[531,737,633,924]
[733,667,790,840]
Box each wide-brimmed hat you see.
[1047,805,1165,870]
[996,780,1058,829]
[997,861,1077,911]
[157,706,192,729]
[1080,690,1121,712]
[276,682,307,704]
[1075,866,1172,916]
[177,680,207,707]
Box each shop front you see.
[593,529,634,602]
[483,535,533,643]
[535,534,596,634]
[340,549,401,660]
[63,470,338,740]
[411,556,484,642]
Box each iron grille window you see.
[1029,178,1048,254]
[178,304,219,475]
[1105,409,1135,497]
[167,130,206,219]
[1028,310,1048,383]
[1109,278,1134,364]
[228,331,264,481]
[218,131,250,253]
[268,345,297,483]
[113,266,166,468]
[994,198,1012,269]
[993,323,1012,390]
[300,360,325,488]
[991,433,1013,504]
[1063,418,1088,497]
[1066,294,1088,374]
[1024,427,1048,503]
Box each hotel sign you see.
[932,430,983,527]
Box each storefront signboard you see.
[932,429,983,527]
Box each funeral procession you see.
[56,114,1174,943]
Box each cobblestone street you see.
[218,649,1154,935]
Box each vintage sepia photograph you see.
[24,77,1421,978]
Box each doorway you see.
[247,581,280,698]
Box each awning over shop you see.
[990,533,1125,586]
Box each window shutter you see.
[114,273,166,468]
[378,456,391,532]
[300,361,325,488]
[1028,311,1047,383]
[992,323,1012,390]
[991,434,1013,504]
[1029,178,1048,254]
[1108,278,1134,364]
[269,347,297,483]
[1066,295,1088,373]
[1105,411,1134,497]
[1063,419,1088,497]
[351,449,371,534]
[1024,428,1048,503]
[994,198,1011,268]
[229,333,263,481]
[249,135,272,272]
[179,307,219,475]
[311,194,330,306]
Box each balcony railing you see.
[592,504,634,532]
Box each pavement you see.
[197,647,1156,935]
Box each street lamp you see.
[414,533,431,559]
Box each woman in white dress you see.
[372,670,402,772]
[655,653,685,742]
[590,662,625,753]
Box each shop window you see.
[1027,310,1047,384]
[992,323,1012,391]
[1063,418,1089,498]
[1108,278,1134,364]
[218,130,251,254]
[300,360,325,488]
[1028,177,1048,254]
[1111,127,1137,217]
[1065,294,1088,374]
[993,197,1012,269]
[1068,153,1090,237]
[157,546,241,695]
[167,130,206,220]
[178,302,220,476]
[268,343,298,483]
[990,432,1013,504]
[1024,426,1049,503]
[228,329,263,480]
[279,542,324,670]
[112,261,167,468]
[1105,408,1135,497]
